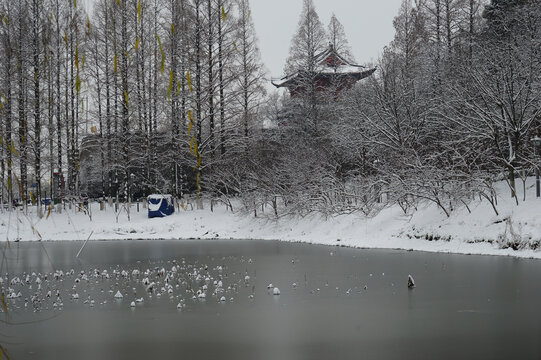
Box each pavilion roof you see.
[272,45,375,88]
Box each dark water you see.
[2,240,541,360]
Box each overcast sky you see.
[251,0,403,79]
[81,0,403,81]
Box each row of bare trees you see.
[231,0,541,218]
[0,0,266,208]
[344,0,541,216]
[1,0,539,219]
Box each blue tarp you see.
[147,194,175,218]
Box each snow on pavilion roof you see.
[272,45,376,88]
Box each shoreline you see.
[6,234,541,261]
[2,179,541,260]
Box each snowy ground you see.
[1,178,540,259]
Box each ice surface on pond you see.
[3,240,541,360]
[0,253,258,314]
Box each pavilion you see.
[272,44,376,97]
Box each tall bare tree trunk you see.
[17,6,28,205]
[32,0,42,204]
[207,0,215,155]
[218,0,226,155]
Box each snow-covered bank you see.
[2,180,541,259]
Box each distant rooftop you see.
[272,44,376,91]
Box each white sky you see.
[251,0,402,79]
[81,0,402,81]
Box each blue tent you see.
[147,195,175,218]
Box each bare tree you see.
[327,14,354,62]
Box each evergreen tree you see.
[327,14,354,62]
[284,0,327,74]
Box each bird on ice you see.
[408,275,415,289]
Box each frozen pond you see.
[2,240,541,360]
